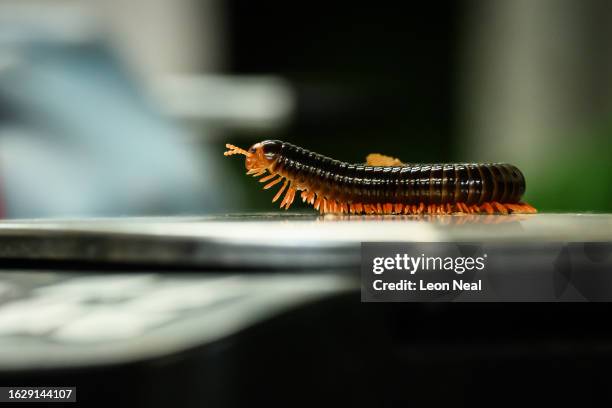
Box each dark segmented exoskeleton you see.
[224,140,536,215]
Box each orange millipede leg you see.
[491,202,508,215]
[307,191,316,204]
[279,190,290,208]
[283,188,297,210]
[272,180,288,203]
[514,204,526,213]
[520,203,538,213]
[280,187,292,209]
[264,177,283,189]
[259,173,277,183]
[314,196,323,211]
[482,202,494,214]
[280,189,292,209]
[504,204,517,212]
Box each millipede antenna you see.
[224,144,252,157]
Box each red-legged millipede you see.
[224,140,537,215]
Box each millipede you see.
[224,140,537,215]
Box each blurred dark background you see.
[0,0,610,217]
[228,1,457,155]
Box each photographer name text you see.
[373,279,481,291]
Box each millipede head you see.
[225,140,282,172]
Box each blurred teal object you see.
[0,39,229,217]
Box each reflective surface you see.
[0,213,610,268]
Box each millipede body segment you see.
[224,140,537,215]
